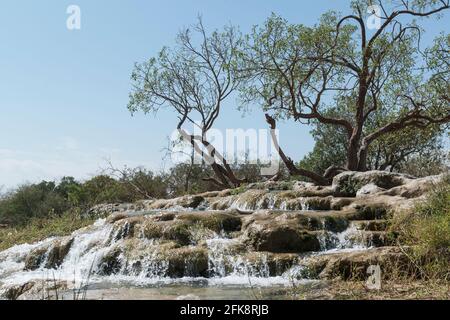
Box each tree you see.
[239,1,450,184]
[299,117,447,178]
[128,18,245,189]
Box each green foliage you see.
[238,3,449,176]
[0,182,70,225]
[0,169,170,227]
[0,212,96,252]
[392,175,450,279]
[0,161,269,228]
[299,115,447,177]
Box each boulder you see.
[301,247,411,280]
[333,171,411,197]
[244,220,320,253]
[44,237,74,269]
[356,183,385,197]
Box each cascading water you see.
[0,190,376,299]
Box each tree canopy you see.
[238,0,449,183]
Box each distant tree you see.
[0,181,69,225]
[104,161,168,200]
[239,1,450,184]
[128,18,245,189]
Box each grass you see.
[298,279,450,300]
[390,174,450,281]
[0,211,96,251]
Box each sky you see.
[0,0,448,190]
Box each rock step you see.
[349,231,395,248]
[351,220,390,232]
[299,246,410,280]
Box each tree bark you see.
[265,114,330,186]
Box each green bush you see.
[391,175,450,280]
[0,182,69,226]
[0,212,96,251]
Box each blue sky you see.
[0,1,448,189]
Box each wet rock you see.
[24,245,50,271]
[304,197,332,210]
[244,220,320,253]
[97,247,123,275]
[111,217,145,241]
[154,212,176,221]
[172,247,208,277]
[347,203,389,220]
[349,231,396,248]
[2,281,36,300]
[293,182,335,197]
[330,198,354,210]
[142,220,192,246]
[44,237,74,269]
[148,195,205,210]
[352,220,389,232]
[175,212,242,233]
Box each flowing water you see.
[0,197,371,300]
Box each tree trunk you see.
[265,114,330,186]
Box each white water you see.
[0,205,371,298]
[214,192,311,211]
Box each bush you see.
[391,175,450,280]
[0,212,96,251]
[0,182,69,226]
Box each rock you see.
[97,247,123,275]
[381,174,444,198]
[293,182,335,197]
[352,220,389,232]
[24,246,49,271]
[333,171,412,197]
[23,237,73,271]
[1,280,68,300]
[148,195,205,210]
[44,237,74,269]
[164,247,209,277]
[243,216,321,253]
[303,197,332,210]
[356,183,385,197]
[2,281,36,300]
[175,212,242,233]
[301,247,411,280]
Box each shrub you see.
[391,175,450,280]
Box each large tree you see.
[128,19,245,189]
[239,0,450,184]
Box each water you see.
[0,195,371,300]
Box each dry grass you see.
[302,279,450,300]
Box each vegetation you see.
[0,171,167,227]
[0,160,269,230]
[128,1,449,186]
[0,212,96,252]
[129,18,246,189]
[238,1,449,184]
[391,175,450,280]
[299,120,448,178]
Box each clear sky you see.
[0,0,448,189]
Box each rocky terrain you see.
[0,171,444,300]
